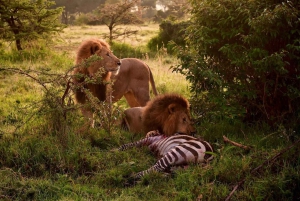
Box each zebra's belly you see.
[161,147,207,167]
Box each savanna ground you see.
[0,24,299,201]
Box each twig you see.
[223,135,252,150]
[1,67,49,91]
[225,138,300,201]
[61,79,71,105]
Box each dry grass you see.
[54,24,190,98]
[55,24,159,58]
[0,24,299,201]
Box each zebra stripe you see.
[118,134,214,179]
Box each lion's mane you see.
[76,39,110,64]
[142,93,191,136]
[73,39,113,105]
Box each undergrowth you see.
[0,36,299,201]
[0,116,299,200]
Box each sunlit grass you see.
[0,24,299,200]
[55,24,159,58]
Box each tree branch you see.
[223,135,253,150]
[225,138,300,201]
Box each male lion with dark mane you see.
[123,93,196,136]
[111,58,158,107]
[72,39,121,121]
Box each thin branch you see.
[225,139,300,201]
[0,67,49,91]
[223,135,253,150]
[61,79,71,105]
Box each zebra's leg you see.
[118,135,164,151]
[134,164,165,179]
[134,152,176,179]
[118,136,154,151]
[118,141,141,151]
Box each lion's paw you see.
[146,130,161,137]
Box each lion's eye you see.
[183,118,187,122]
[106,53,110,56]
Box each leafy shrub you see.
[147,20,189,54]
[0,45,49,62]
[110,42,146,58]
[74,13,93,25]
[174,0,300,128]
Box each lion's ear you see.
[168,103,176,114]
[90,43,100,54]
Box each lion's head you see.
[75,39,121,76]
[72,39,121,122]
[142,93,195,136]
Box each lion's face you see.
[162,103,196,136]
[173,110,196,135]
[87,46,121,76]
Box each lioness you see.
[111,58,158,107]
[72,39,121,121]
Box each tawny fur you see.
[123,107,144,133]
[124,94,195,136]
[111,58,158,107]
[72,39,121,120]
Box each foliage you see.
[0,0,65,51]
[0,23,299,200]
[147,20,189,54]
[110,41,147,58]
[91,0,143,42]
[53,0,106,24]
[154,0,189,22]
[141,0,156,8]
[174,0,300,128]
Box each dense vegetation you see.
[0,0,299,200]
[147,20,189,54]
[0,0,65,51]
[174,0,300,130]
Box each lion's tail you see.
[147,64,158,96]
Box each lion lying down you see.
[123,93,196,136]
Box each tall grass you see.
[0,25,299,200]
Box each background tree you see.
[92,0,142,42]
[147,20,189,54]
[0,0,65,51]
[141,0,156,7]
[154,0,189,22]
[53,0,106,24]
[53,0,78,24]
[174,0,300,128]
[140,0,157,19]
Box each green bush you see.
[147,20,189,54]
[110,42,147,58]
[174,0,300,129]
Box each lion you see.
[123,93,196,136]
[123,107,145,133]
[111,58,158,107]
[72,39,121,121]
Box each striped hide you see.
[118,134,214,179]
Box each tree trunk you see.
[15,38,22,51]
[62,11,68,24]
[6,16,23,50]
[109,26,113,43]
